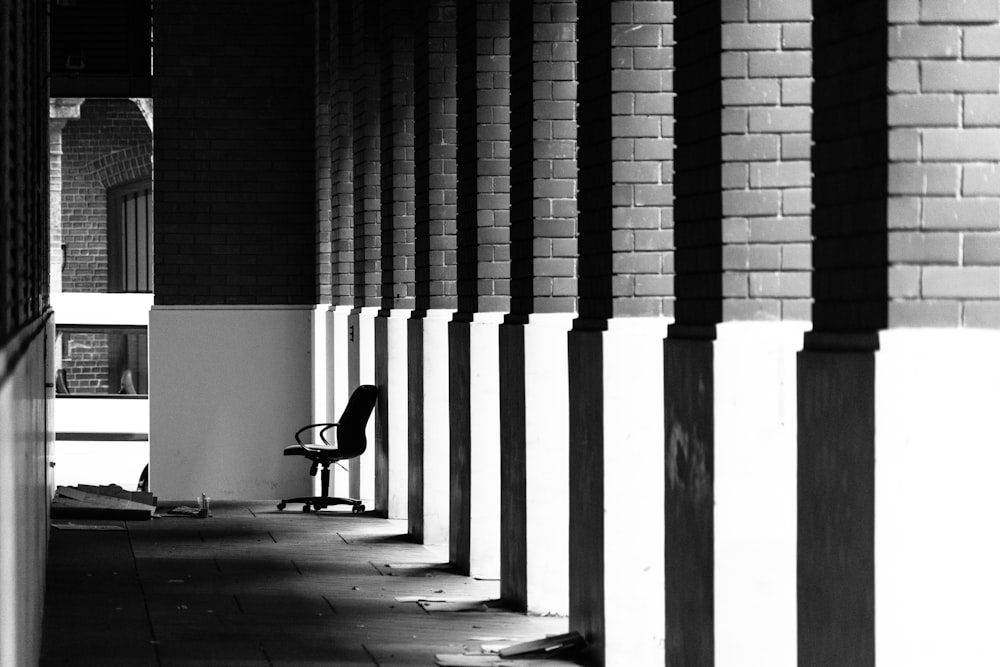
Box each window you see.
[107,180,153,293]
[56,325,149,396]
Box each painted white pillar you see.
[713,321,806,667]
[326,305,352,496]
[601,318,667,664]
[409,309,452,546]
[460,312,503,580]
[348,306,378,507]
[522,312,572,615]
[874,328,1000,667]
[376,308,410,519]
[312,306,331,427]
[570,317,668,666]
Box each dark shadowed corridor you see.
[41,502,570,666]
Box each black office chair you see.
[277,384,378,514]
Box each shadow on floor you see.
[41,500,571,666]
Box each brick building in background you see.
[2,1,1000,666]
[60,99,151,293]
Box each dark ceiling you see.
[49,0,152,97]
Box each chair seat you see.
[283,443,339,457]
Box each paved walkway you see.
[41,501,571,666]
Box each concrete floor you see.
[40,501,573,666]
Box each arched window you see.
[107,179,152,293]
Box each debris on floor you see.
[370,561,451,577]
[435,650,584,667]
[51,521,126,531]
[163,505,211,518]
[386,562,450,571]
[498,631,585,659]
[419,598,492,612]
[162,494,212,518]
[51,485,157,520]
[434,631,586,665]
[434,655,502,666]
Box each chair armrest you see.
[295,423,338,446]
[319,423,339,445]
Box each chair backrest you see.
[336,384,378,457]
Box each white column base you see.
[410,309,453,546]
[149,306,313,500]
[602,318,667,665]
[714,321,806,667]
[312,306,332,427]
[875,328,1000,667]
[326,306,352,497]
[467,312,503,580]
[523,313,572,615]
[348,306,378,507]
[570,316,668,666]
[377,308,410,519]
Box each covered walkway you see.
[41,502,571,666]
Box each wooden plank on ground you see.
[52,487,156,520]
[57,486,156,513]
[77,484,157,506]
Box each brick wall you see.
[1,0,49,339]
[380,1,417,311]
[315,0,333,304]
[888,0,1000,327]
[352,1,382,309]
[578,1,674,322]
[413,0,458,311]
[61,99,151,293]
[61,332,111,394]
[811,0,887,333]
[720,0,812,321]
[509,0,578,316]
[154,0,315,305]
[456,0,512,315]
[330,0,355,307]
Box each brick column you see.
[802,2,1000,666]
[324,0,356,499]
[499,0,577,615]
[374,0,416,519]
[408,0,458,546]
[330,0,355,316]
[568,2,672,664]
[48,121,64,295]
[348,0,381,508]
[48,99,84,295]
[667,2,811,665]
[310,0,335,493]
[449,0,510,580]
[798,3,884,665]
[315,0,333,306]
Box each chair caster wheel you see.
[277,502,285,511]
[352,504,365,514]
[302,504,311,513]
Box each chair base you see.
[277,495,366,514]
